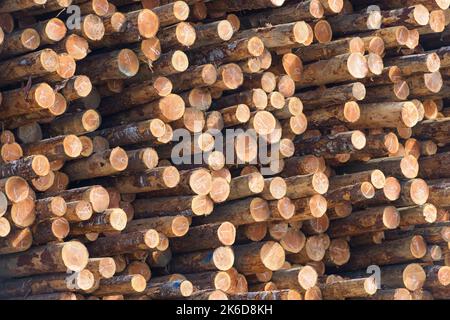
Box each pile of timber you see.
[0,0,449,301]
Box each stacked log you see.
[0,0,449,301]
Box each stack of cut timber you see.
[0,0,449,301]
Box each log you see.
[0,48,59,86]
[48,110,100,137]
[0,269,95,298]
[0,227,32,255]
[171,222,236,253]
[138,278,194,299]
[338,236,427,271]
[0,241,89,277]
[0,83,55,119]
[348,101,420,129]
[233,241,285,274]
[92,274,147,296]
[327,206,400,238]
[0,28,40,59]
[320,277,377,299]
[45,185,110,213]
[70,208,128,235]
[22,135,82,161]
[32,217,70,244]
[125,215,190,237]
[77,49,139,83]
[90,118,167,148]
[0,176,31,203]
[337,155,419,179]
[0,155,49,180]
[63,147,128,181]
[87,229,161,257]
[294,131,366,157]
[196,197,271,226]
[169,246,235,273]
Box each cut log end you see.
[31,155,51,177]
[50,196,67,217]
[0,217,11,237]
[361,182,375,199]
[144,229,160,249]
[56,53,76,79]
[347,53,368,79]
[131,274,147,293]
[172,215,190,237]
[21,28,40,50]
[248,36,265,57]
[110,208,128,231]
[349,37,365,55]
[250,197,271,222]
[62,241,89,272]
[218,20,234,41]
[403,263,426,291]
[289,113,308,135]
[65,34,89,61]
[260,241,285,271]
[52,217,70,239]
[63,135,83,158]
[409,179,429,205]
[310,0,325,18]
[368,37,385,56]
[80,109,100,132]
[410,235,427,259]
[351,130,366,150]
[176,23,196,47]
[281,228,305,253]
[424,71,443,93]
[328,239,350,266]
[400,155,419,179]
[367,53,383,75]
[422,203,437,223]
[309,194,328,218]
[218,221,236,246]
[209,177,230,203]
[429,10,446,32]
[268,177,287,200]
[46,18,67,42]
[297,265,318,290]
[438,266,450,286]
[74,76,93,98]
[276,197,295,220]
[312,172,329,195]
[313,20,332,44]
[180,280,194,297]
[304,286,322,300]
[282,53,302,81]
[413,5,430,26]
[327,0,344,13]
[382,206,400,229]
[118,49,139,77]
[383,177,401,201]
[401,102,419,128]
[364,276,378,295]
[35,83,56,109]
[83,14,105,41]
[208,290,228,300]
[343,101,360,123]
[220,64,243,90]
[40,49,58,73]
[5,177,30,203]
[253,111,276,135]
[213,246,235,271]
